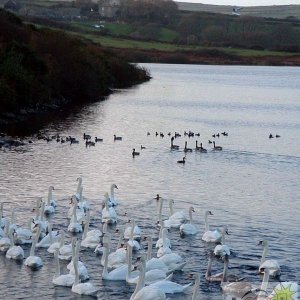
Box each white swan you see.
[0,220,11,252]
[157,228,172,258]
[67,201,83,233]
[156,221,171,249]
[214,226,230,258]
[52,248,75,287]
[221,259,270,299]
[72,240,98,297]
[77,186,90,212]
[0,202,7,229]
[15,217,33,245]
[6,229,24,261]
[102,242,133,281]
[75,176,82,201]
[127,219,142,251]
[201,210,222,243]
[36,223,60,248]
[58,236,74,261]
[179,207,197,236]
[48,230,65,254]
[32,202,49,238]
[149,275,192,294]
[44,186,55,214]
[67,195,85,223]
[163,200,187,228]
[101,193,117,224]
[258,240,281,277]
[124,219,142,241]
[81,211,101,249]
[25,225,43,269]
[130,262,166,300]
[108,183,119,207]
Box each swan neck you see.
[258,270,270,299]
[204,212,209,231]
[76,178,82,194]
[205,257,213,279]
[130,220,135,240]
[222,258,229,282]
[127,245,132,278]
[260,243,268,266]
[40,203,45,221]
[189,208,193,224]
[31,227,40,256]
[0,202,3,218]
[116,229,123,249]
[83,214,90,239]
[79,187,83,203]
[59,232,65,247]
[162,229,167,248]
[191,275,200,300]
[54,250,60,277]
[102,244,109,277]
[74,241,80,285]
[47,189,52,205]
[110,185,114,199]
[221,229,226,244]
[158,198,163,221]
[147,237,152,260]
[73,203,77,223]
[169,200,174,216]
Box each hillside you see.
[176,3,300,20]
[0,9,150,121]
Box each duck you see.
[83,133,91,140]
[213,141,222,151]
[177,157,186,164]
[6,229,24,261]
[114,134,122,141]
[72,241,98,297]
[95,137,103,142]
[52,248,75,287]
[141,145,146,150]
[195,141,207,153]
[108,183,119,207]
[170,137,179,150]
[130,262,166,300]
[258,240,281,277]
[201,210,222,243]
[184,141,192,153]
[25,225,43,269]
[101,193,117,224]
[213,226,230,258]
[179,207,197,236]
[132,148,140,157]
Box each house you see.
[98,0,120,19]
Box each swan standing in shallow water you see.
[25,225,43,269]
[179,207,197,236]
[72,241,98,297]
[213,226,230,258]
[258,240,281,277]
[201,210,222,243]
[52,248,75,287]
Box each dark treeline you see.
[0,9,150,116]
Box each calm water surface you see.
[0,64,299,299]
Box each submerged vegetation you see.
[0,9,150,118]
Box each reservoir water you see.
[0,64,299,299]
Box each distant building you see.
[98,0,120,19]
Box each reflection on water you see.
[0,64,299,299]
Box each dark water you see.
[0,64,299,299]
